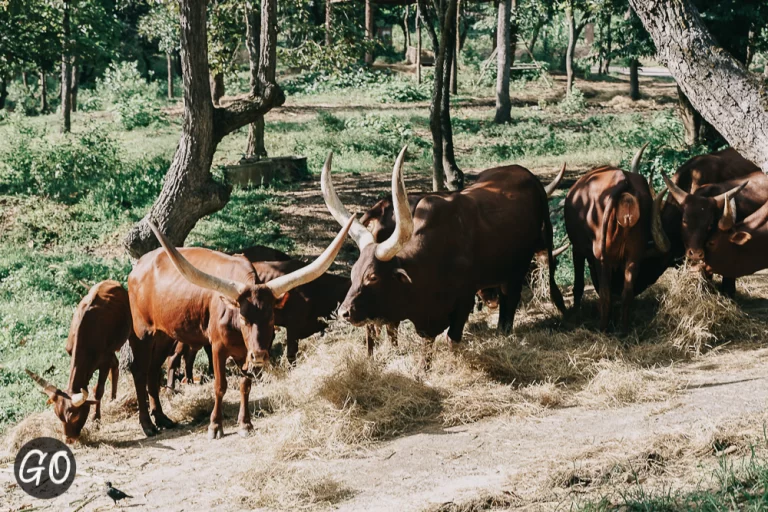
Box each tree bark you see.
[628,0,768,171]
[450,0,460,95]
[528,18,543,55]
[403,5,410,59]
[22,72,29,89]
[416,3,422,83]
[40,70,48,113]
[61,0,72,133]
[245,1,267,160]
[494,0,512,124]
[629,58,640,100]
[167,53,174,100]
[603,11,612,73]
[365,0,374,65]
[70,63,78,112]
[210,72,225,106]
[123,0,285,259]
[325,0,332,46]
[565,2,577,94]
[0,78,7,110]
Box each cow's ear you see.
[394,268,412,284]
[729,231,752,246]
[274,292,290,309]
[219,295,240,310]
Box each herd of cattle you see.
[24,144,768,444]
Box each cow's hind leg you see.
[598,262,612,331]
[148,334,177,429]
[182,346,199,384]
[92,362,111,422]
[620,260,638,333]
[129,333,158,437]
[109,353,119,400]
[166,342,183,389]
[572,249,586,311]
[498,273,525,334]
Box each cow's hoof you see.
[208,425,224,440]
[153,413,177,429]
[237,423,253,438]
[141,423,159,437]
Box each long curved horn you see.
[713,181,748,210]
[266,215,356,298]
[148,222,247,303]
[651,188,671,253]
[717,183,748,231]
[375,146,414,262]
[544,163,566,197]
[70,388,88,407]
[320,153,374,249]
[630,142,649,174]
[662,174,688,205]
[552,242,570,258]
[25,369,59,399]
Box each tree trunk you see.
[418,0,463,191]
[528,18,543,56]
[450,0,460,95]
[325,0,332,46]
[70,63,78,113]
[61,0,72,133]
[210,72,225,106]
[629,58,640,100]
[365,0,374,65]
[40,71,48,113]
[565,3,577,95]
[0,78,7,110]
[167,53,174,100]
[416,3,422,84]
[509,0,518,67]
[604,11,612,73]
[677,85,701,146]
[245,1,267,160]
[628,0,768,171]
[403,5,410,59]
[22,72,29,89]
[494,0,512,124]
[123,0,285,259]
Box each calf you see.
[565,148,669,331]
[27,280,131,443]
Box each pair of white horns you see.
[26,369,89,406]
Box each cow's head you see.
[26,369,95,443]
[663,175,747,266]
[148,218,353,371]
[703,188,753,269]
[322,147,415,326]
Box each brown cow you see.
[127,219,353,439]
[670,148,759,194]
[27,280,130,443]
[322,147,566,345]
[702,193,768,278]
[565,147,669,331]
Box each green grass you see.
[0,69,685,433]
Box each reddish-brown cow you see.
[565,148,669,331]
[127,220,353,439]
[322,147,566,345]
[669,148,759,193]
[27,280,131,443]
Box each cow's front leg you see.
[92,363,111,422]
[235,361,253,437]
[109,354,119,400]
[447,295,476,344]
[129,334,157,437]
[148,336,177,429]
[598,262,612,332]
[498,273,525,334]
[209,345,228,440]
[620,261,638,333]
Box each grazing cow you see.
[703,193,768,279]
[565,147,670,331]
[127,219,354,439]
[321,147,567,346]
[27,280,131,443]
[669,148,759,194]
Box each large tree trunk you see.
[123,0,285,258]
[245,1,267,160]
[402,5,410,60]
[365,0,374,65]
[494,0,512,124]
[167,53,174,100]
[564,3,577,94]
[629,58,640,100]
[325,0,332,46]
[70,63,78,112]
[210,72,225,106]
[418,0,463,191]
[40,71,48,113]
[450,0,460,95]
[416,3,422,84]
[61,0,72,133]
[628,0,768,171]
[677,85,701,146]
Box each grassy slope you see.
[0,71,684,432]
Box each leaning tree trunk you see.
[494,0,512,124]
[123,0,285,258]
[245,1,267,160]
[167,53,174,99]
[628,0,768,171]
[528,18,543,56]
[564,4,577,95]
[70,63,78,112]
[210,72,225,106]
[418,0,463,191]
[629,58,640,100]
[61,0,72,133]
[365,0,374,65]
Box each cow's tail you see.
[597,181,630,263]
[543,204,567,315]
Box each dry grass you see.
[577,361,680,407]
[421,492,523,512]
[651,267,761,354]
[236,463,353,510]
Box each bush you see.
[376,81,430,103]
[558,87,587,114]
[96,62,167,130]
[282,68,390,96]
[6,82,39,116]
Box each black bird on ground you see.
[105,481,132,506]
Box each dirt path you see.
[2,346,768,512]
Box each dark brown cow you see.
[703,194,768,278]
[565,148,669,331]
[27,280,130,443]
[322,147,566,345]
[127,220,353,439]
[670,148,759,193]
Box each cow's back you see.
[673,148,759,193]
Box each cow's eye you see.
[365,274,379,285]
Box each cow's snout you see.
[339,306,351,321]
[686,248,705,263]
[245,350,269,371]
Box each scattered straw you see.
[577,360,679,407]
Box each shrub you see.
[376,81,430,103]
[96,62,167,130]
[558,87,587,114]
[6,82,39,116]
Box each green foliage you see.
[97,62,167,129]
[5,81,39,116]
[282,68,391,96]
[377,81,430,103]
[558,87,587,114]
[137,2,180,55]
